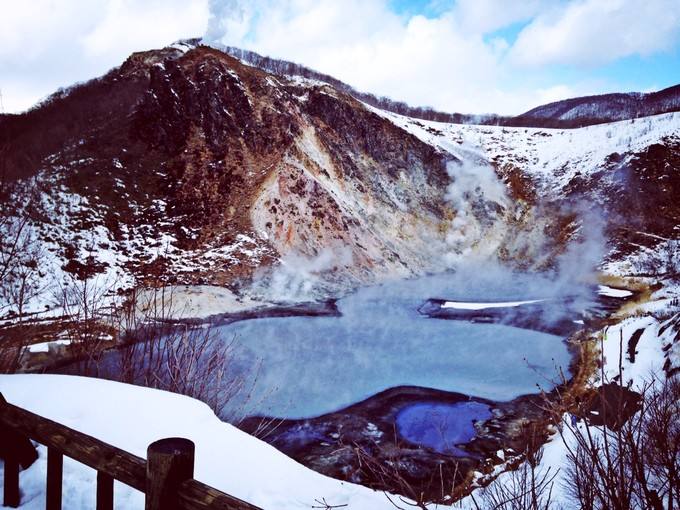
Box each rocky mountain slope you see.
[376,108,680,274]
[0,43,679,317]
[1,44,456,312]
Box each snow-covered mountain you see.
[0,42,679,314]
[512,84,680,127]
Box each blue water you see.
[396,402,493,455]
[219,270,576,420]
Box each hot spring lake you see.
[219,270,581,420]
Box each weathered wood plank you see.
[96,471,114,510]
[0,420,38,470]
[178,480,263,510]
[0,399,146,491]
[46,447,63,510]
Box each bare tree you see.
[0,174,45,372]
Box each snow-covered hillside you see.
[372,107,680,194]
[372,105,680,276]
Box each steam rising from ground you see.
[442,153,607,310]
[255,247,353,302]
[249,143,607,307]
[444,159,511,265]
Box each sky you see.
[1,0,679,115]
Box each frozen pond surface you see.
[396,402,493,455]
[221,269,581,420]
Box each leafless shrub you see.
[472,424,558,510]
[347,430,470,510]
[353,443,451,509]
[54,270,116,375]
[0,177,45,372]
[108,284,246,416]
[465,325,679,510]
[559,378,679,510]
[555,333,680,510]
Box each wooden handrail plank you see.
[178,480,263,510]
[0,400,146,491]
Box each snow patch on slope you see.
[370,105,680,194]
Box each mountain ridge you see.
[2,39,678,133]
[199,39,680,129]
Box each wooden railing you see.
[0,393,263,510]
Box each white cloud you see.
[0,0,677,115]
[510,0,680,67]
[203,0,680,114]
[449,0,543,35]
[535,84,577,106]
[207,0,521,113]
[0,0,209,113]
[81,0,209,59]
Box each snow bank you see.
[597,285,633,298]
[441,298,544,310]
[135,285,267,320]
[0,375,403,510]
[27,339,71,353]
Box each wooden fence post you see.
[46,447,63,510]
[145,438,194,510]
[96,471,114,510]
[1,392,33,509]
[2,456,20,508]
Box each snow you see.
[441,298,544,310]
[0,374,407,510]
[27,339,70,353]
[135,285,267,320]
[597,285,633,298]
[369,105,680,195]
[600,315,671,386]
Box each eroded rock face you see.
[2,45,455,296]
